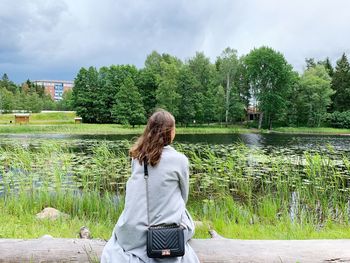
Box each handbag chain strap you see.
[144,160,183,229]
[144,161,150,227]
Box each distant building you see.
[33,80,74,101]
[246,105,261,121]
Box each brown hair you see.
[129,109,175,166]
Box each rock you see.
[36,207,69,220]
[79,226,91,239]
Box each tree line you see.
[1,46,350,129]
[0,75,74,113]
[72,46,350,129]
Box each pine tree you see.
[112,77,146,127]
[323,57,334,77]
[73,67,100,123]
[331,53,350,112]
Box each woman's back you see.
[116,146,188,253]
[101,110,199,263]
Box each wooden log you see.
[1,236,350,263]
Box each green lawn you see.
[272,127,350,135]
[0,112,349,135]
[2,205,350,240]
[0,112,77,125]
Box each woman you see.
[101,109,200,263]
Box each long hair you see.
[130,109,175,166]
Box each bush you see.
[325,111,350,128]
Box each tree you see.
[299,65,334,127]
[244,46,294,129]
[283,72,301,126]
[42,94,56,110]
[27,93,43,113]
[188,52,213,92]
[322,57,334,77]
[73,67,100,123]
[112,77,146,127]
[0,88,15,113]
[215,86,226,123]
[98,65,138,123]
[305,58,316,70]
[0,73,18,93]
[144,51,163,71]
[187,52,216,123]
[228,85,245,122]
[203,85,226,124]
[331,53,350,112]
[155,61,181,117]
[216,48,239,123]
[176,65,198,125]
[56,90,74,111]
[235,59,251,110]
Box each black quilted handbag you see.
[144,162,185,258]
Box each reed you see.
[0,141,349,239]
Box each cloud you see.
[1,0,350,82]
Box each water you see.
[0,133,349,156]
[1,132,349,196]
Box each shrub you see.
[325,111,350,128]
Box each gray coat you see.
[101,145,200,263]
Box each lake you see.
[0,133,349,157]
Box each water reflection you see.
[0,133,349,156]
[237,133,264,148]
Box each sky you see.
[1,0,350,83]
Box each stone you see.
[36,207,69,220]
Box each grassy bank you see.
[272,127,350,135]
[1,142,350,239]
[0,123,252,135]
[0,112,77,125]
[1,112,350,135]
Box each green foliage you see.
[65,48,350,129]
[1,141,350,239]
[331,53,350,112]
[27,93,44,113]
[73,67,100,123]
[137,68,157,115]
[203,85,222,123]
[56,90,74,111]
[325,111,350,128]
[112,77,146,126]
[188,52,214,93]
[99,65,139,123]
[244,46,294,129]
[0,88,15,113]
[0,76,51,113]
[155,61,181,117]
[177,65,198,124]
[0,73,18,93]
[228,86,245,122]
[216,48,242,123]
[298,65,334,127]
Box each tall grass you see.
[0,141,349,239]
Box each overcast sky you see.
[1,0,350,83]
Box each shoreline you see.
[0,124,349,136]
